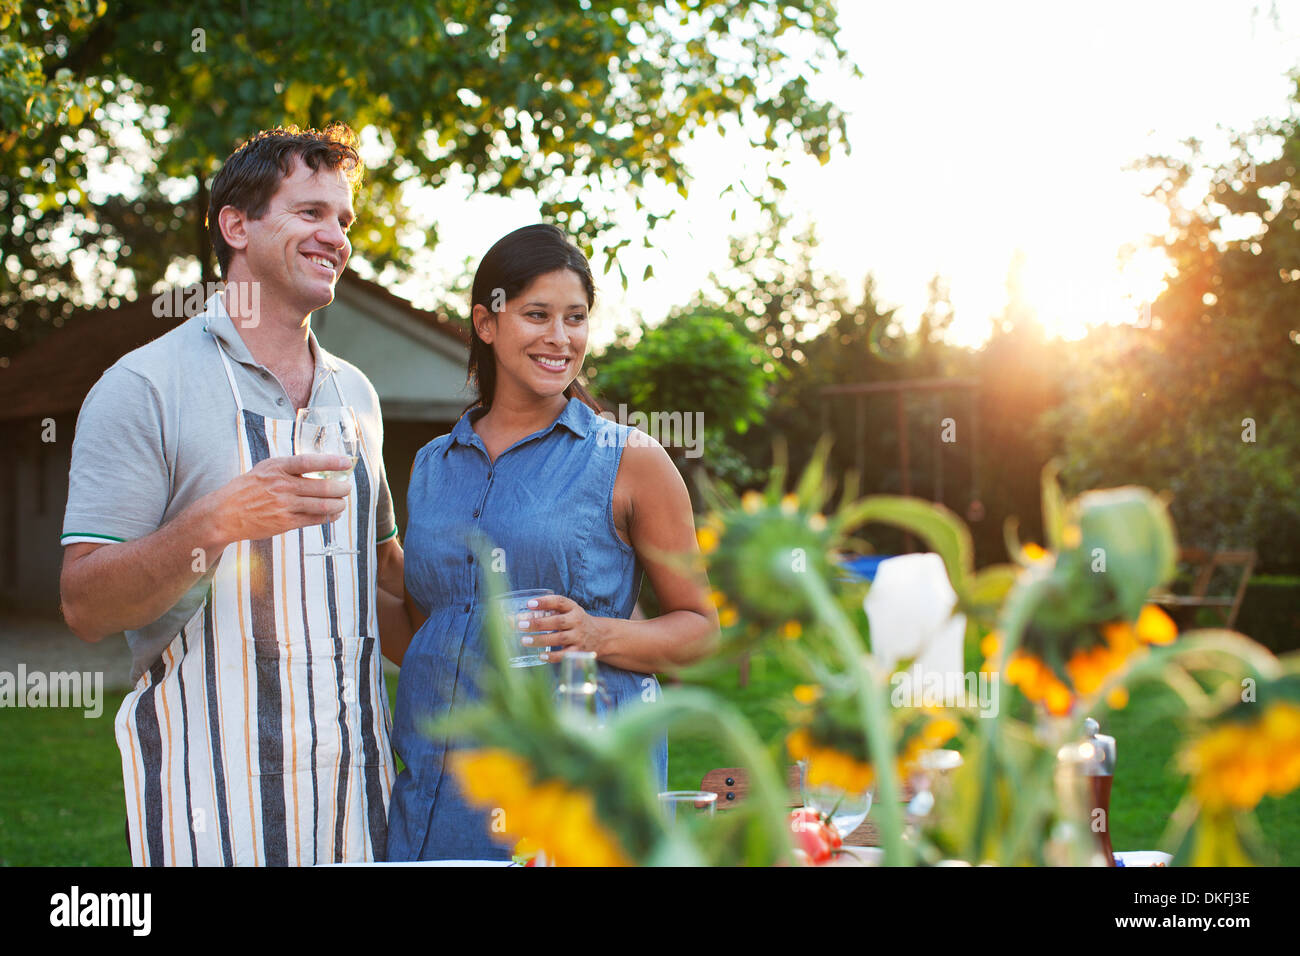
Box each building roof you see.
[0,274,468,422]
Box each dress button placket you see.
[467,465,492,612]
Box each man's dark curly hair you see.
[207,123,363,278]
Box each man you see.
[60,124,409,866]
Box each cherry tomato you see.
[825,822,843,849]
[789,809,834,864]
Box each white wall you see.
[313,284,472,421]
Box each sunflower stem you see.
[797,571,911,865]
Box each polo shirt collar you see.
[200,291,339,374]
[445,396,594,456]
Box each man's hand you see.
[206,454,352,548]
[61,453,353,642]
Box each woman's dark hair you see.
[466,223,602,413]
[207,123,362,278]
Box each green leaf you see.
[837,495,974,593]
[963,564,1021,615]
[1040,460,1066,551]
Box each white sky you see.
[381,0,1300,349]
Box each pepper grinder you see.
[1079,717,1117,866]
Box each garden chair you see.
[1153,547,1256,631]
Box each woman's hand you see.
[516,594,606,662]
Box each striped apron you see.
[113,335,395,865]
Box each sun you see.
[1018,241,1174,341]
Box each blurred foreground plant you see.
[696,444,1299,865]
[434,539,794,866]
[436,443,1298,865]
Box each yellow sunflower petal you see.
[793,684,821,704]
[1044,679,1073,716]
[1135,604,1177,645]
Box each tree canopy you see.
[1051,89,1300,568]
[2,0,854,354]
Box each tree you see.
[0,1,104,135]
[673,217,1075,566]
[677,214,827,367]
[1050,89,1300,570]
[589,309,775,493]
[1,1,855,356]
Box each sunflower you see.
[1181,702,1300,812]
[996,605,1179,715]
[449,748,632,867]
[787,698,960,795]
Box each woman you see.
[385,223,720,861]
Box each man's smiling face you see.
[241,155,354,316]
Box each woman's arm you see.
[375,537,429,666]
[525,436,719,675]
[378,453,434,666]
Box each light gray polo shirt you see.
[62,293,397,683]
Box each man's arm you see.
[61,454,353,642]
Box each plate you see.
[1113,850,1173,867]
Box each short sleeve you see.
[61,366,171,546]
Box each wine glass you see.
[294,405,360,558]
[798,759,874,841]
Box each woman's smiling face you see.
[474,268,591,402]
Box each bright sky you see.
[382,0,1300,349]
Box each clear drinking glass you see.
[556,650,600,727]
[493,588,557,668]
[294,405,360,557]
[657,791,718,822]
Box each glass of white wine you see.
[295,405,360,558]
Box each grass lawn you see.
[1,691,130,866]
[3,665,1297,865]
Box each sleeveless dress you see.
[386,397,668,861]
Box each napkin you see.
[862,553,965,696]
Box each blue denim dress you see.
[386,397,668,861]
